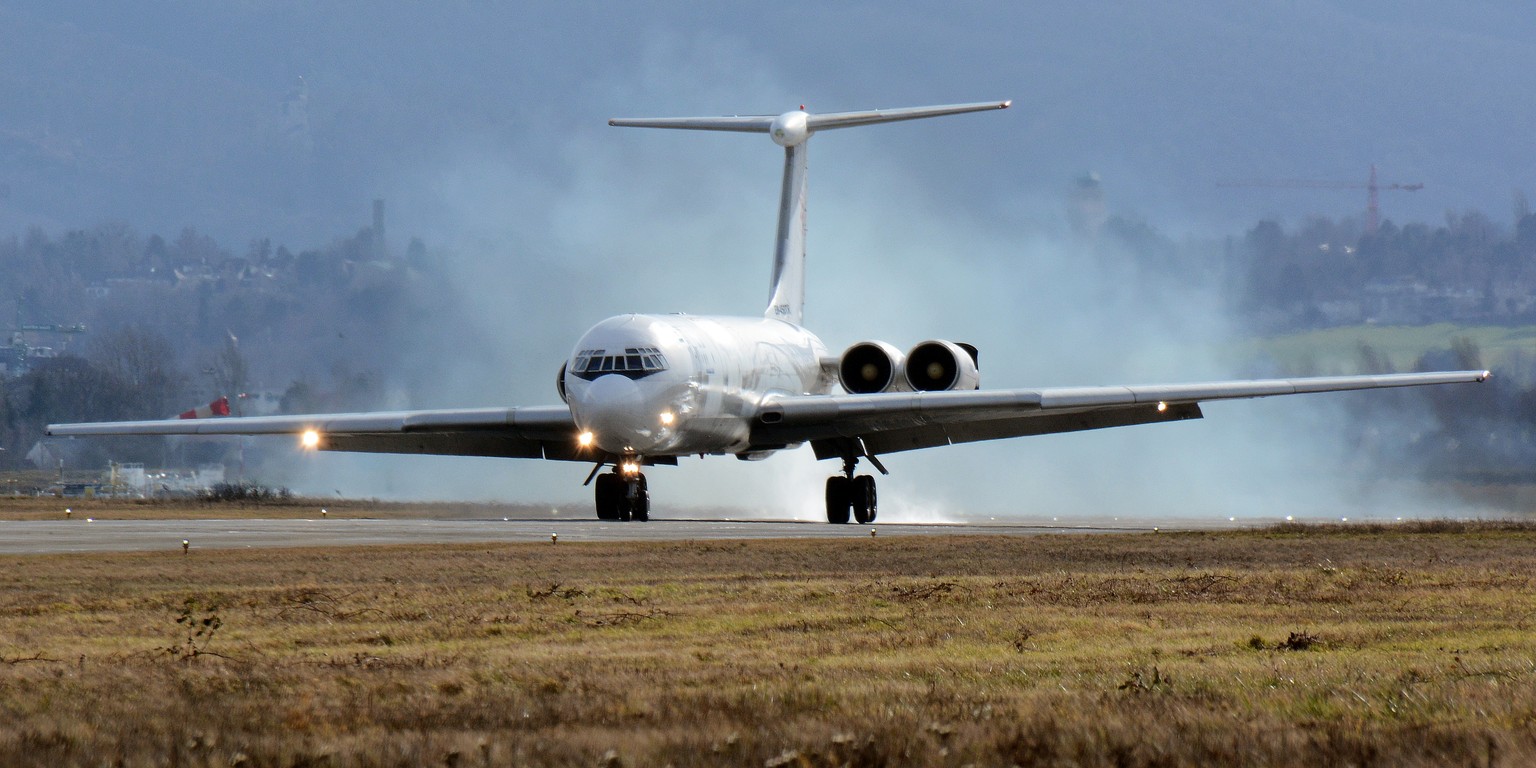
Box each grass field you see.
[3,515,1536,766]
[1244,322,1536,378]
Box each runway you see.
[0,516,1171,555]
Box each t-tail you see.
[609,100,1011,327]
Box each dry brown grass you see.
[3,526,1536,766]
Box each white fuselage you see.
[563,314,831,457]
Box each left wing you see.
[47,406,589,461]
[749,370,1491,459]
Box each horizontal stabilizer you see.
[807,100,1011,131]
[608,100,1011,135]
[607,115,775,132]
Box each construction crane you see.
[1217,164,1423,234]
[2,295,87,377]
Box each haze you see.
[2,2,1521,518]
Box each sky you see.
[1,1,1524,518]
[4,2,1533,242]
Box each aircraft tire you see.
[595,473,623,520]
[634,488,650,522]
[825,476,851,524]
[853,474,877,524]
[617,474,649,522]
[631,474,650,522]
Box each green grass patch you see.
[1242,322,1536,376]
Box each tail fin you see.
[610,100,1011,326]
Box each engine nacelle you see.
[555,361,570,404]
[904,340,981,391]
[839,341,908,394]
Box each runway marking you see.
[0,517,1189,555]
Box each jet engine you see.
[555,362,570,403]
[903,340,980,391]
[838,341,907,394]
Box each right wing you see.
[46,405,591,462]
[750,370,1491,459]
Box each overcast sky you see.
[3,1,1532,243]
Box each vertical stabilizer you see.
[767,143,808,324]
[609,100,1010,327]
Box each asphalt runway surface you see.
[0,516,1186,555]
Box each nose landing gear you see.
[594,465,649,522]
[826,455,878,525]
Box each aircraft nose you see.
[576,374,653,453]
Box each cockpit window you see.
[572,347,669,380]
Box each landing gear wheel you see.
[825,476,852,524]
[629,475,650,522]
[594,473,623,520]
[852,474,877,524]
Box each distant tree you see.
[277,364,385,414]
[0,378,15,468]
[207,333,249,413]
[1450,337,1483,371]
[4,356,178,468]
[14,357,129,424]
[271,245,295,271]
[173,227,222,265]
[1517,214,1536,253]
[278,378,317,414]
[1356,342,1394,374]
[247,237,272,265]
[141,233,171,277]
[86,325,184,419]
[6,358,130,468]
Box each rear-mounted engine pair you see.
[838,340,980,393]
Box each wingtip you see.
[1480,370,1493,382]
[999,100,1012,109]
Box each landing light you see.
[301,429,321,449]
[1156,401,1168,412]
[577,431,595,448]
[621,461,641,475]
[659,411,675,426]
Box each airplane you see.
[47,100,1489,523]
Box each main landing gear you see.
[594,468,649,522]
[826,455,878,525]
